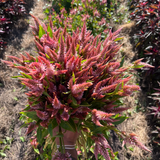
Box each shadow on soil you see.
[0,0,35,59]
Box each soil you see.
[0,0,159,160]
[0,0,46,159]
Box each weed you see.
[0,137,14,158]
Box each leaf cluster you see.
[130,0,160,149]
[148,83,160,146]
[130,0,160,81]
[0,136,13,158]
[44,0,126,39]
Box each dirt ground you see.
[0,0,158,160]
[0,0,45,159]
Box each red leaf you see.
[26,122,38,135]
[36,110,49,120]
[52,96,62,109]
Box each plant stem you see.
[59,126,65,154]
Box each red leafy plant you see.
[2,15,152,159]
[148,82,160,145]
[130,0,160,148]
[0,0,26,49]
[130,0,160,88]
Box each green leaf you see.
[60,119,76,132]
[69,94,78,107]
[31,101,41,107]
[48,119,58,137]
[114,37,123,42]
[3,145,10,151]
[11,75,23,78]
[37,127,42,144]
[44,8,50,14]
[14,97,18,101]
[105,83,122,96]
[0,152,6,157]
[91,101,105,109]
[2,139,7,144]
[128,147,134,152]
[87,137,93,149]
[42,129,48,140]
[112,116,128,125]
[54,133,64,137]
[133,65,144,69]
[45,53,50,59]
[77,119,83,131]
[22,111,39,121]
[120,56,125,68]
[93,126,106,134]
[79,104,91,107]
[114,83,121,93]
[90,146,94,153]
[47,26,53,38]
[81,59,87,64]
[39,25,45,39]
[20,123,28,129]
[76,44,80,52]
[21,72,32,79]
[72,72,75,84]
[43,91,51,97]
[62,91,71,95]
[34,148,40,154]
[20,85,26,91]
[80,101,91,107]
[20,137,25,142]
[68,118,76,132]
[22,105,31,111]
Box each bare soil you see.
[0,0,158,160]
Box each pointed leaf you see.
[39,25,45,39]
[48,119,58,137]
[21,72,32,79]
[114,37,124,42]
[120,56,125,68]
[112,116,128,125]
[68,118,77,132]
[23,111,39,121]
[26,122,38,135]
[60,120,76,132]
[47,26,53,38]
[37,126,42,144]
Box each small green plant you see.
[14,97,18,101]
[20,136,25,142]
[0,137,14,158]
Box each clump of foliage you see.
[149,82,160,146]
[130,0,160,151]
[44,0,128,39]
[49,0,72,13]
[0,0,26,49]
[2,14,152,159]
[130,0,160,86]
[44,0,110,38]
